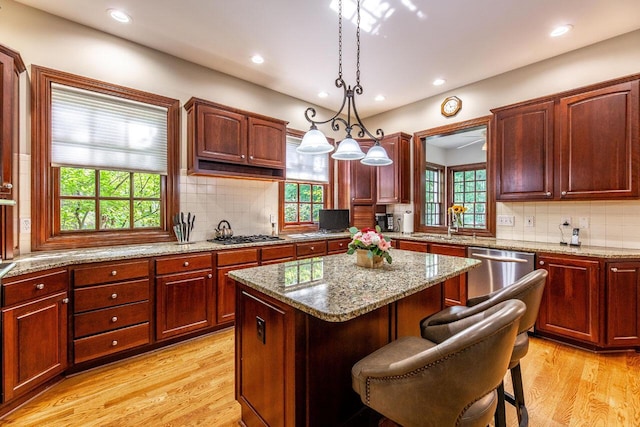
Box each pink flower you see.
[378,239,391,251]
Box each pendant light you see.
[297,0,392,166]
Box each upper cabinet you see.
[185,97,288,180]
[0,44,24,200]
[492,75,640,201]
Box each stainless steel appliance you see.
[386,213,394,231]
[375,214,387,230]
[466,247,535,298]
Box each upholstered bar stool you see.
[352,299,526,427]
[420,269,548,427]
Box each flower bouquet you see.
[347,225,392,267]
[448,204,467,227]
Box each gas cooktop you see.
[207,235,284,245]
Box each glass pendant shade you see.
[331,137,365,160]
[297,128,335,154]
[361,144,393,166]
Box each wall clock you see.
[441,96,462,117]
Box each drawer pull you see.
[111,316,118,323]
[112,340,118,346]
[184,261,189,267]
[62,298,69,304]
[208,273,213,279]
[546,192,552,196]
[539,261,545,265]
[111,270,117,276]
[310,246,315,251]
[35,283,45,290]
[339,243,344,247]
[611,267,635,273]
[111,293,118,299]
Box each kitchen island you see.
[229,249,480,427]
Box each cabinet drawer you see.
[3,269,68,307]
[217,248,259,267]
[397,240,428,253]
[156,253,212,275]
[74,322,150,364]
[74,279,149,313]
[261,244,295,263]
[296,241,327,258]
[74,260,149,287]
[74,301,149,338]
[327,238,351,254]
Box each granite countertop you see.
[229,249,480,322]
[5,230,640,279]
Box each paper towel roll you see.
[402,212,414,234]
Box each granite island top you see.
[5,231,640,279]
[229,249,480,322]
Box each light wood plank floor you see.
[1,329,639,426]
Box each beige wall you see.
[2,0,640,251]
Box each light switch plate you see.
[497,215,515,226]
[579,217,589,229]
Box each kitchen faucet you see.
[447,213,459,238]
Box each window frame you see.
[279,129,334,233]
[413,116,495,237]
[447,162,487,230]
[31,66,180,250]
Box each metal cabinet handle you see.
[111,316,118,323]
[184,261,189,267]
[310,246,315,251]
[611,267,635,273]
[2,183,13,189]
[539,260,545,265]
[35,283,45,290]
[207,273,213,279]
[241,154,246,159]
[339,243,344,247]
[111,340,118,346]
[62,298,69,304]
[111,293,118,299]
[111,270,117,276]
[546,192,552,196]
[249,155,254,160]
[561,191,567,196]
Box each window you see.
[413,117,494,236]
[279,129,334,232]
[32,66,180,250]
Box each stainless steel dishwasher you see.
[466,247,535,299]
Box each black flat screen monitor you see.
[318,209,350,232]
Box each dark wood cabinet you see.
[557,80,639,199]
[155,253,214,340]
[492,75,640,201]
[429,243,467,306]
[73,260,151,363]
[327,238,351,254]
[216,248,259,325]
[376,132,411,204]
[185,97,287,180]
[605,262,640,347]
[494,100,554,200]
[396,240,428,252]
[2,269,69,402]
[536,254,601,344]
[0,44,25,261]
[296,240,327,259]
[260,243,295,265]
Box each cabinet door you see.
[429,243,467,306]
[2,292,68,401]
[606,262,640,346]
[196,104,247,163]
[155,269,214,340]
[350,205,375,230]
[558,80,639,199]
[494,101,554,200]
[350,141,375,204]
[536,255,601,344]
[247,117,286,169]
[216,262,258,324]
[377,133,410,204]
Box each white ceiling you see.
[14,0,640,118]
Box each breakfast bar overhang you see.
[230,249,480,427]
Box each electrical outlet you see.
[269,214,276,223]
[20,218,31,232]
[497,215,515,226]
[579,217,589,229]
[560,216,572,227]
[525,216,535,227]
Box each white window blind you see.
[286,135,329,182]
[51,83,168,174]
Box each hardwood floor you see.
[1,329,639,426]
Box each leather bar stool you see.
[352,299,526,427]
[420,269,548,427]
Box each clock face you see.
[441,96,461,117]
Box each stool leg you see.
[510,363,527,426]
[494,381,507,427]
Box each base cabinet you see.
[606,262,640,347]
[216,248,259,325]
[536,254,601,344]
[429,243,467,306]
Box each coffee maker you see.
[375,214,387,230]
[386,213,394,231]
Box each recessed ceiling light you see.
[550,24,573,37]
[374,95,385,102]
[251,54,264,64]
[108,9,131,24]
[433,78,446,86]
[318,91,329,98]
